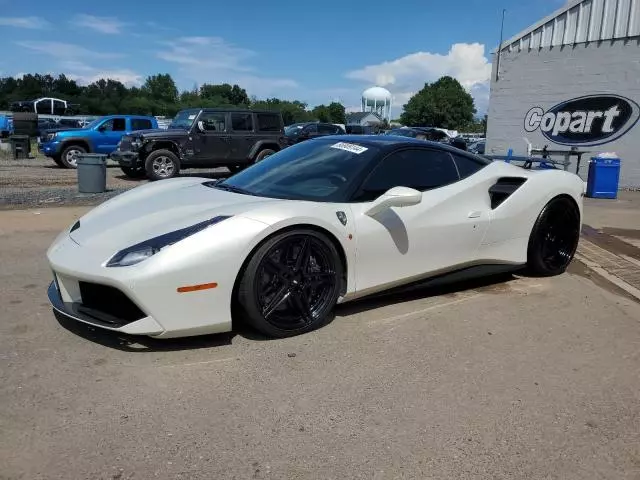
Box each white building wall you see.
[487,37,640,188]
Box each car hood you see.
[69,178,278,249]
[42,127,81,135]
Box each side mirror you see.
[196,121,205,132]
[364,186,422,217]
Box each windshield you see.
[284,123,306,135]
[210,139,380,202]
[170,109,200,129]
[84,118,103,129]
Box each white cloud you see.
[0,16,49,29]
[15,41,123,59]
[60,61,143,87]
[157,36,298,98]
[71,14,128,34]
[345,43,492,115]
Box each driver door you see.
[95,117,126,154]
[191,111,231,163]
[351,147,491,294]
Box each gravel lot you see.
[0,148,230,209]
[1,207,640,479]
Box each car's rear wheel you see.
[145,149,180,181]
[254,148,275,162]
[120,166,146,179]
[60,144,86,169]
[237,229,342,338]
[526,196,580,276]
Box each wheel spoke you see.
[292,291,312,321]
[295,237,310,273]
[262,285,291,319]
[305,272,334,288]
[264,258,290,281]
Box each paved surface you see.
[1,207,640,480]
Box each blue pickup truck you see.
[38,114,158,168]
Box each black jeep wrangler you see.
[112,108,286,181]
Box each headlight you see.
[105,216,232,267]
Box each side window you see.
[354,148,460,202]
[35,99,51,115]
[131,118,152,131]
[318,124,335,134]
[100,119,114,131]
[256,113,281,132]
[452,153,486,179]
[231,113,253,131]
[199,112,226,132]
[304,124,318,134]
[112,118,126,131]
[53,100,66,115]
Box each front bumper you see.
[111,150,140,168]
[38,140,61,157]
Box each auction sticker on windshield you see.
[330,142,368,154]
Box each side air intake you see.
[488,177,527,209]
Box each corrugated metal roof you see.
[494,0,640,54]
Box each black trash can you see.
[77,154,107,193]
[9,135,30,159]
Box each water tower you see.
[362,86,392,121]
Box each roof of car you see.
[312,134,492,163]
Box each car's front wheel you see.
[144,149,180,181]
[60,144,86,169]
[526,196,581,276]
[254,148,275,162]
[237,229,343,338]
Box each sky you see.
[1,0,569,117]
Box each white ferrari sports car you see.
[47,135,584,339]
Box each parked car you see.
[468,140,485,154]
[345,125,376,135]
[0,115,13,138]
[284,122,345,146]
[10,97,79,115]
[386,127,467,150]
[38,115,158,168]
[112,108,287,181]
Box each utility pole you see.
[495,9,506,82]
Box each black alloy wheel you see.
[527,196,581,276]
[238,230,342,338]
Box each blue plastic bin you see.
[586,157,620,199]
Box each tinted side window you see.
[318,124,336,134]
[131,118,152,130]
[231,113,253,131]
[354,148,460,202]
[112,118,126,131]
[199,112,226,132]
[304,124,318,134]
[256,113,281,132]
[452,153,486,179]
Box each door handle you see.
[468,211,481,218]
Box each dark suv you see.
[112,108,286,180]
[284,122,345,146]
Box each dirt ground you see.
[1,205,639,480]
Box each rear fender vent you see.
[488,177,527,209]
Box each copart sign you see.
[524,94,639,147]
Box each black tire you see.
[59,144,86,169]
[237,229,343,338]
[526,196,580,277]
[254,148,276,162]
[52,155,64,167]
[144,149,180,181]
[120,166,146,179]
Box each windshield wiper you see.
[214,183,257,196]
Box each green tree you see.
[200,83,249,106]
[327,102,346,123]
[399,76,476,129]
[142,74,178,104]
